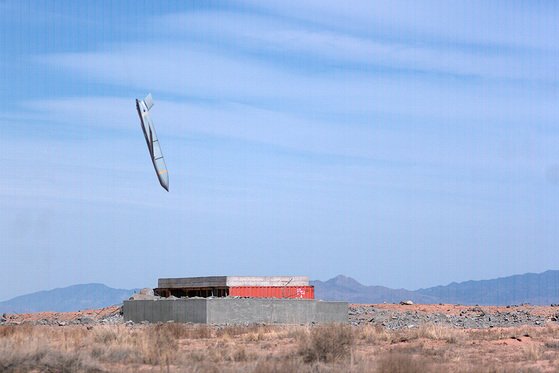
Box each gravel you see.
[349,304,556,329]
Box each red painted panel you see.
[229,286,314,299]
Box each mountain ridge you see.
[415,270,559,306]
[312,270,559,305]
[0,283,138,313]
[2,270,559,313]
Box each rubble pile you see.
[349,304,559,329]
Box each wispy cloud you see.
[241,0,559,51]
[158,10,559,82]
[40,43,559,126]
[15,94,557,181]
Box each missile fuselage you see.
[136,94,169,191]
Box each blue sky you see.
[1,1,559,300]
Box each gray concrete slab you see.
[158,276,228,288]
[158,276,309,288]
[123,298,347,324]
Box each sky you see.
[1,1,559,301]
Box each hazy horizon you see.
[5,268,559,303]
[2,1,559,301]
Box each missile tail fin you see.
[144,93,154,111]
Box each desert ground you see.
[2,304,559,372]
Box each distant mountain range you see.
[415,270,559,306]
[0,284,137,314]
[2,271,559,313]
[312,270,559,306]
[310,275,440,304]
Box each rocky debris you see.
[100,313,124,325]
[3,303,559,330]
[349,304,555,329]
[0,305,123,326]
[77,317,95,325]
[129,288,162,301]
[400,300,414,306]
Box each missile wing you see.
[136,93,169,191]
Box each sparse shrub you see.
[93,328,118,344]
[544,340,559,349]
[143,323,179,365]
[0,344,103,373]
[522,343,543,361]
[298,323,355,363]
[286,326,307,340]
[0,326,20,338]
[253,358,311,373]
[216,324,271,338]
[233,346,248,362]
[188,324,213,339]
[359,324,391,344]
[187,361,221,373]
[154,322,213,339]
[92,345,142,364]
[374,352,433,373]
[188,351,208,362]
[409,324,463,343]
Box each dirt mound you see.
[1,305,122,326]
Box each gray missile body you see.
[136,94,169,191]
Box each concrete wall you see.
[315,301,349,323]
[206,298,346,324]
[123,298,347,324]
[123,299,207,323]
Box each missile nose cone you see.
[159,173,169,192]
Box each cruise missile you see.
[136,93,169,191]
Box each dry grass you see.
[523,343,544,361]
[358,324,391,344]
[407,323,464,344]
[298,323,355,363]
[252,358,313,373]
[374,352,435,373]
[0,330,102,373]
[2,323,559,372]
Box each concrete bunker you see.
[124,276,347,324]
